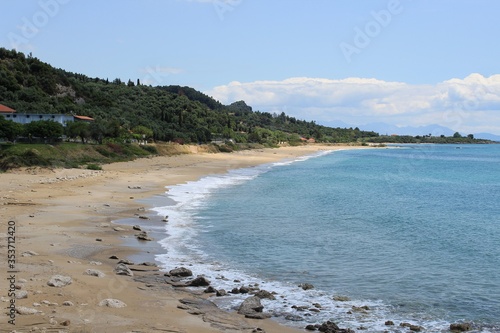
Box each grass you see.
[0,142,155,171]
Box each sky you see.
[1,0,500,135]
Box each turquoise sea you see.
[153,144,500,332]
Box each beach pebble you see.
[61,320,71,326]
[47,275,72,287]
[15,290,28,299]
[109,255,119,259]
[138,215,149,220]
[21,250,39,257]
[16,306,40,315]
[98,298,127,308]
[113,227,126,231]
[133,225,142,231]
[118,259,134,265]
[62,301,74,306]
[139,262,157,267]
[84,269,105,278]
[216,289,227,297]
[89,261,102,265]
[136,231,152,241]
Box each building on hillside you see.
[0,103,93,126]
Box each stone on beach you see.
[21,250,39,257]
[169,267,193,277]
[450,323,472,332]
[136,231,152,241]
[84,269,106,278]
[299,283,315,290]
[47,275,72,287]
[114,263,134,276]
[16,306,40,315]
[189,276,211,287]
[98,298,127,308]
[254,290,276,300]
[237,296,271,319]
[15,290,28,299]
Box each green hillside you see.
[0,47,379,145]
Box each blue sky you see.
[1,0,500,135]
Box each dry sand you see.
[0,144,360,333]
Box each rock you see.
[89,261,102,265]
[385,320,394,326]
[140,262,157,267]
[333,295,351,302]
[109,255,119,259]
[21,250,39,257]
[351,305,370,313]
[98,298,127,308]
[62,301,74,306]
[133,225,142,231]
[239,286,250,294]
[128,185,142,189]
[16,306,39,315]
[254,290,276,300]
[114,263,133,276]
[315,320,355,333]
[47,275,72,287]
[305,324,317,331]
[450,323,472,331]
[96,238,102,242]
[113,227,126,231]
[299,283,315,290]
[231,287,240,294]
[169,267,193,277]
[138,215,149,220]
[15,290,28,299]
[204,286,217,293]
[84,269,105,278]
[136,231,152,241]
[216,289,227,297]
[189,276,211,287]
[61,320,71,326]
[117,259,134,265]
[410,325,423,332]
[238,296,270,319]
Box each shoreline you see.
[0,144,362,332]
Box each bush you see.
[140,145,158,154]
[86,163,102,170]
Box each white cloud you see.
[206,74,500,135]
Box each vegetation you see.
[0,47,379,145]
[0,47,495,170]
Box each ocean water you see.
[153,144,500,332]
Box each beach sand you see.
[1,144,359,333]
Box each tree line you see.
[0,47,380,145]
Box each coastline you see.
[0,144,361,332]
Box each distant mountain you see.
[473,133,500,142]
[359,123,456,137]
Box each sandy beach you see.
[1,144,359,333]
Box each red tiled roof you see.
[73,115,94,121]
[0,104,16,113]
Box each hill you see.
[0,47,378,145]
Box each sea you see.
[151,144,500,332]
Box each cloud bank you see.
[206,74,500,135]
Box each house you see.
[0,103,16,113]
[0,103,93,126]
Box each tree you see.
[0,117,23,141]
[66,121,90,143]
[24,120,64,141]
[453,132,462,138]
[132,125,153,140]
[467,134,474,139]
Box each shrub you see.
[86,163,102,170]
